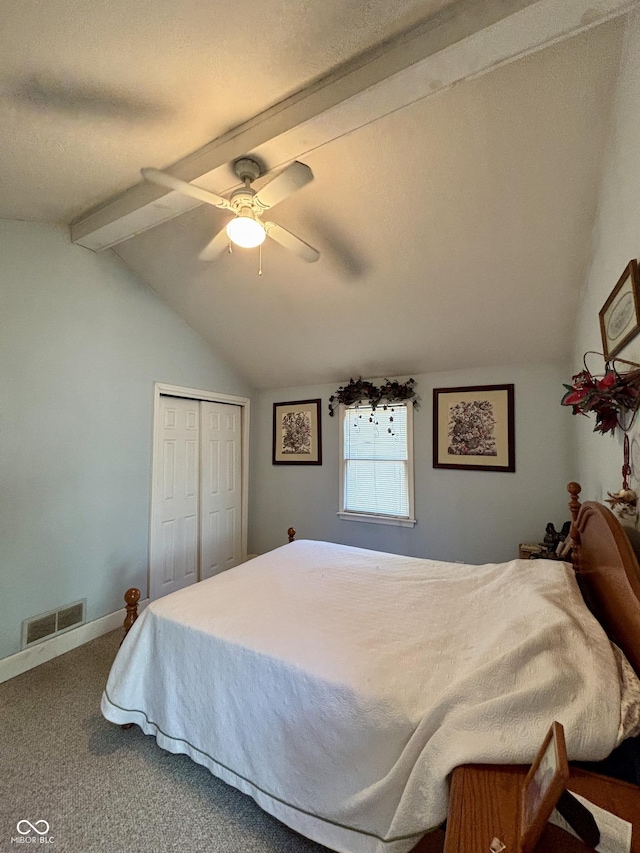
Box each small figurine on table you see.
[543,521,571,556]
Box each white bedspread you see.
[101,541,622,853]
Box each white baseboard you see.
[0,598,149,684]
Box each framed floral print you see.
[272,399,322,465]
[433,384,515,471]
[599,259,640,361]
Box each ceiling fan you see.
[141,158,320,264]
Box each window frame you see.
[337,402,416,528]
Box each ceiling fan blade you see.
[141,168,230,210]
[264,222,320,263]
[198,226,230,262]
[254,162,313,210]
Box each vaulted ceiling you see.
[2,0,633,388]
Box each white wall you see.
[249,364,573,563]
[572,11,640,504]
[0,221,253,661]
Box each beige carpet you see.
[0,630,331,852]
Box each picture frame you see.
[518,721,570,853]
[272,399,322,465]
[433,384,515,471]
[599,259,640,361]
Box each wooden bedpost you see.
[120,587,141,731]
[288,527,296,543]
[122,587,140,642]
[567,482,582,572]
[555,483,582,564]
[568,482,581,522]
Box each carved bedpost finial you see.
[288,527,296,543]
[123,587,141,641]
[567,482,581,522]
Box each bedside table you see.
[444,764,639,852]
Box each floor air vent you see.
[22,600,86,649]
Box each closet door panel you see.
[150,396,200,600]
[200,402,242,579]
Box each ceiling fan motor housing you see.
[230,158,263,216]
[229,190,258,217]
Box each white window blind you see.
[342,404,410,518]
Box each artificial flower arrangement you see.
[562,353,640,519]
[328,377,417,416]
[561,355,640,436]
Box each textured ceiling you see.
[115,22,624,388]
[0,0,454,222]
[0,0,628,389]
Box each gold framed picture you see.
[433,384,515,472]
[518,721,570,853]
[599,259,640,361]
[272,399,322,465]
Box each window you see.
[338,403,416,527]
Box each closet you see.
[149,390,246,600]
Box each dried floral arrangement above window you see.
[328,377,417,416]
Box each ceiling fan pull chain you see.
[258,242,263,276]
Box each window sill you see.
[337,511,416,528]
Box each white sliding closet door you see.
[150,394,244,600]
[200,401,242,579]
[151,396,200,600]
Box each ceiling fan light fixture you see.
[226,211,266,249]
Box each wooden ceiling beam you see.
[70,0,638,251]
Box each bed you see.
[101,483,640,853]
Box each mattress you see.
[102,540,624,853]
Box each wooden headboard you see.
[568,482,640,677]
